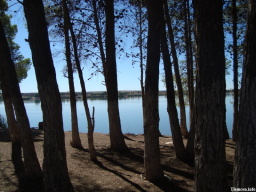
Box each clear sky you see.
[8,1,234,93]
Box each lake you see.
[0,95,234,136]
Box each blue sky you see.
[8,1,234,93]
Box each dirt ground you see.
[0,129,235,192]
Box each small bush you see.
[0,114,7,129]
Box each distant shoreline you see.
[21,90,167,101]
[0,89,235,101]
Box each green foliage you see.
[0,0,7,14]
[0,0,31,83]
[15,58,31,82]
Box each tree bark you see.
[160,17,187,162]
[0,20,43,181]
[63,0,82,149]
[0,62,25,179]
[234,0,256,187]
[143,0,164,182]
[137,3,145,108]
[232,0,239,142]
[183,0,195,165]
[104,0,128,152]
[0,78,20,144]
[183,0,195,131]
[92,0,106,67]
[23,0,74,191]
[163,0,188,139]
[193,0,227,191]
[68,1,97,160]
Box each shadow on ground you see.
[0,131,235,192]
[70,135,194,192]
[0,128,44,143]
[0,129,44,192]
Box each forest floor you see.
[0,129,235,192]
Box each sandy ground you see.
[0,129,235,192]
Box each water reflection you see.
[0,95,234,136]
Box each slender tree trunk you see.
[163,0,188,139]
[0,20,43,182]
[183,0,195,164]
[193,0,227,191]
[23,0,74,191]
[184,0,195,130]
[63,0,82,149]
[104,0,128,152]
[138,3,145,107]
[232,0,239,142]
[136,3,160,137]
[92,0,106,67]
[160,19,187,162]
[0,67,25,177]
[0,79,20,145]
[234,0,256,187]
[185,109,195,164]
[92,0,128,151]
[143,0,164,182]
[68,1,97,160]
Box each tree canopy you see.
[0,0,31,83]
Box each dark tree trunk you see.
[143,0,164,182]
[104,0,128,152]
[137,3,145,107]
[185,109,195,164]
[63,0,82,149]
[93,0,128,152]
[68,1,97,160]
[232,0,239,142]
[234,0,256,187]
[23,0,74,191]
[92,0,106,66]
[183,0,195,165]
[193,0,227,191]
[0,20,43,182]
[163,0,188,139]
[0,63,25,181]
[184,0,195,131]
[160,16,187,162]
[0,78,20,145]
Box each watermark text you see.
[231,187,256,192]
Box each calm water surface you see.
[0,95,234,136]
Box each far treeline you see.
[0,89,236,100]
[0,0,255,191]
[19,90,167,100]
